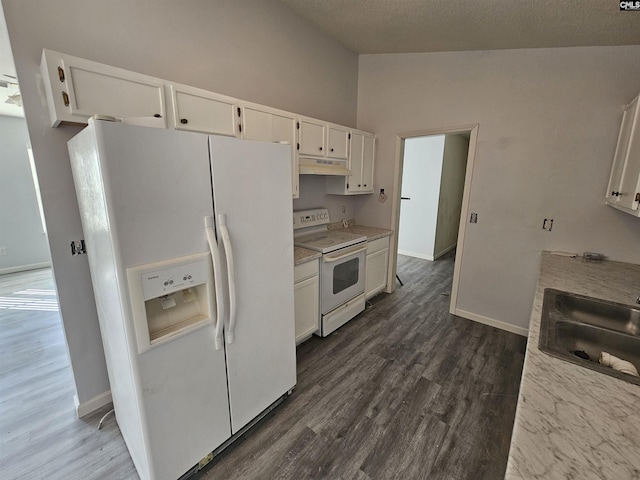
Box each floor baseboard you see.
[454,308,529,337]
[74,390,112,418]
[0,262,51,276]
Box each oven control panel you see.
[293,208,330,230]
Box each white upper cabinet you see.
[361,133,375,192]
[298,118,326,156]
[40,49,375,191]
[242,104,299,198]
[606,93,640,216]
[170,85,238,137]
[41,49,167,127]
[327,125,349,160]
[326,130,375,195]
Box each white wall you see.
[434,134,468,258]
[397,135,444,259]
[355,47,640,333]
[1,0,359,411]
[0,115,50,273]
[294,175,357,222]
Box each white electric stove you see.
[294,209,367,336]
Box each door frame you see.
[387,124,479,315]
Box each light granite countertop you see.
[327,220,393,241]
[506,252,640,480]
[294,246,321,266]
[294,223,393,266]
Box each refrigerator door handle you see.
[218,213,237,344]
[205,216,225,350]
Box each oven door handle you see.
[323,243,367,263]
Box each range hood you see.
[298,156,351,176]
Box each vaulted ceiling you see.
[2,1,640,117]
[277,0,640,54]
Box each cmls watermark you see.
[620,1,640,10]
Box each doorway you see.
[389,125,479,315]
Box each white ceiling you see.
[1,1,639,119]
[277,0,640,54]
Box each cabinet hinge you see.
[57,67,65,82]
[296,143,300,150]
[62,91,70,107]
[296,122,300,129]
[237,107,241,117]
[348,133,351,140]
[238,124,242,133]
[635,193,640,203]
[346,183,349,189]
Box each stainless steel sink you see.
[539,289,640,386]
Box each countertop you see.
[294,223,393,266]
[294,246,321,266]
[327,221,393,242]
[506,252,640,480]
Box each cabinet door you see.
[365,246,389,300]
[42,49,166,127]
[243,106,298,198]
[243,106,272,142]
[347,132,365,193]
[361,134,375,192]
[327,126,349,159]
[294,275,319,344]
[616,96,640,211]
[172,86,237,136]
[299,119,326,156]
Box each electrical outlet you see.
[0,247,6,256]
[470,213,478,223]
[341,205,346,213]
[70,240,87,255]
[542,218,554,231]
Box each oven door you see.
[321,242,367,314]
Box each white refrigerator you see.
[68,119,296,480]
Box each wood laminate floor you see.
[1,254,527,480]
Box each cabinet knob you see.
[330,148,334,152]
[611,191,621,197]
[358,184,361,187]
[364,184,367,187]
[153,114,162,118]
[319,147,323,151]
[180,118,188,124]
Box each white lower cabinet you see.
[294,259,319,344]
[365,237,389,300]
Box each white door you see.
[327,126,349,159]
[242,105,299,198]
[53,52,166,125]
[172,85,238,136]
[209,135,296,433]
[299,119,326,156]
[348,132,364,193]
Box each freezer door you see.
[209,135,297,433]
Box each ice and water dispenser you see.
[127,252,214,353]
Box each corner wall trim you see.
[0,262,51,276]
[74,390,112,418]
[454,308,529,337]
